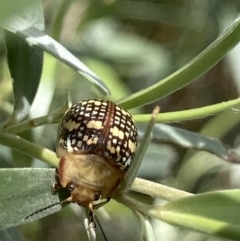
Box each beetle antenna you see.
[24,197,71,220]
[89,210,108,241]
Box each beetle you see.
[54,99,138,211]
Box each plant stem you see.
[132,178,193,201]
[5,113,60,134]
[0,132,58,167]
[133,98,240,123]
[5,101,69,134]
[7,97,240,134]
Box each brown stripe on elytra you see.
[94,101,114,156]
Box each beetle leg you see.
[52,181,62,191]
[92,197,111,210]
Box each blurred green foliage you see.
[1,1,240,241]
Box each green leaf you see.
[138,124,229,159]
[0,168,69,229]
[154,124,229,159]
[160,190,240,240]
[4,26,110,97]
[118,14,240,109]
[118,190,240,241]
[4,1,44,126]
[0,227,26,241]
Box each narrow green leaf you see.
[4,1,44,126]
[118,14,240,109]
[138,124,229,160]
[0,168,68,229]
[117,190,240,241]
[160,190,240,240]
[4,26,110,96]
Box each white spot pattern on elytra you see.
[57,99,138,170]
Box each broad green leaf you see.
[0,227,26,241]
[160,190,240,240]
[4,1,44,126]
[0,168,69,229]
[118,14,240,109]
